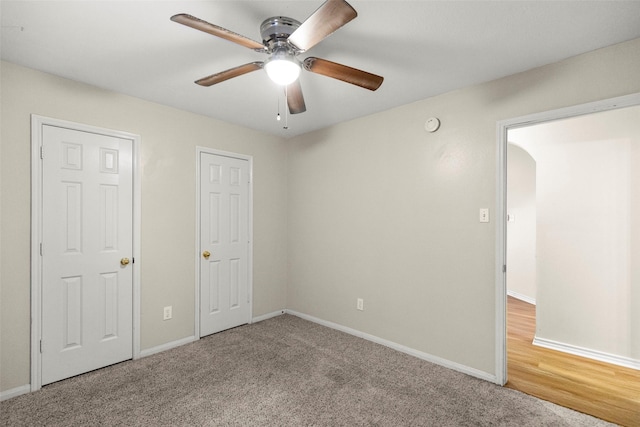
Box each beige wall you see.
[506,144,537,302]
[510,106,640,362]
[2,37,640,394]
[0,61,289,391]
[286,38,640,375]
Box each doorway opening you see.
[496,95,640,425]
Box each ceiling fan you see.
[171,0,383,115]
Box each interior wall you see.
[632,139,640,359]
[632,137,640,359]
[0,61,289,392]
[2,37,640,394]
[509,106,640,362]
[506,145,537,302]
[286,37,640,375]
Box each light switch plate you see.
[479,208,490,223]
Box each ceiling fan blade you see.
[287,0,357,52]
[303,57,383,91]
[195,62,263,87]
[171,14,266,52]
[286,80,306,114]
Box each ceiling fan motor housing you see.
[260,16,301,51]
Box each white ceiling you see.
[2,1,640,138]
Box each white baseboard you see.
[252,309,285,323]
[533,336,640,371]
[0,384,31,402]
[139,335,197,358]
[507,289,536,305]
[286,309,497,384]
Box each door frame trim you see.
[30,115,142,391]
[494,92,640,386]
[194,147,254,339]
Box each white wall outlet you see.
[479,208,490,223]
[163,306,172,320]
[356,298,364,311]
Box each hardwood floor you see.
[505,296,640,426]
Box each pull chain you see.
[284,85,289,130]
[276,87,289,130]
[276,95,281,122]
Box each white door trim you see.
[30,115,142,391]
[194,147,253,339]
[494,92,640,386]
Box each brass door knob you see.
[120,258,130,266]
[202,251,211,259]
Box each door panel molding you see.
[30,115,141,391]
[195,147,253,339]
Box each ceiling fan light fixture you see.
[265,50,301,86]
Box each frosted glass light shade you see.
[265,58,301,86]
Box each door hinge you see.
[40,146,44,159]
[40,339,43,353]
[40,243,43,256]
[503,265,507,273]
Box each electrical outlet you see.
[356,298,364,311]
[163,306,172,320]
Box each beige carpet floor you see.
[1,314,613,426]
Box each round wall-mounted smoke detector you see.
[425,117,441,133]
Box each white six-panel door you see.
[41,124,133,385]
[199,152,250,336]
